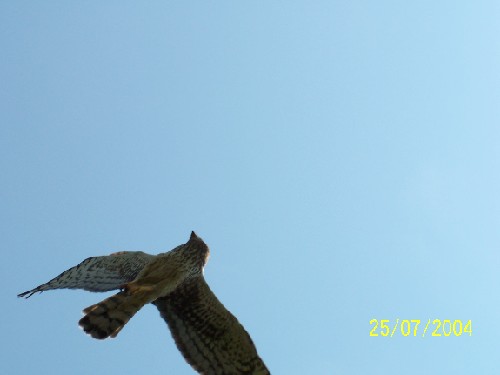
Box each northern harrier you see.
[18,231,270,375]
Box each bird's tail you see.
[79,289,150,339]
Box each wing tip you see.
[17,289,40,298]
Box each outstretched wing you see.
[153,277,270,375]
[18,251,154,298]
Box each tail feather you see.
[79,291,147,339]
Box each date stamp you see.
[369,319,472,337]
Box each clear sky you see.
[1,2,499,374]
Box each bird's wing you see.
[153,277,270,375]
[18,251,154,298]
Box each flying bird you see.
[18,231,270,375]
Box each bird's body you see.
[19,232,269,375]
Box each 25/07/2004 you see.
[369,319,472,337]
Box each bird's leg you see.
[123,281,155,295]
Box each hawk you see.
[18,231,270,375]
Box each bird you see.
[18,231,270,375]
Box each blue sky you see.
[1,1,499,374]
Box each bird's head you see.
[185,231,210,271]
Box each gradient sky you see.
[1,2,499,374]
